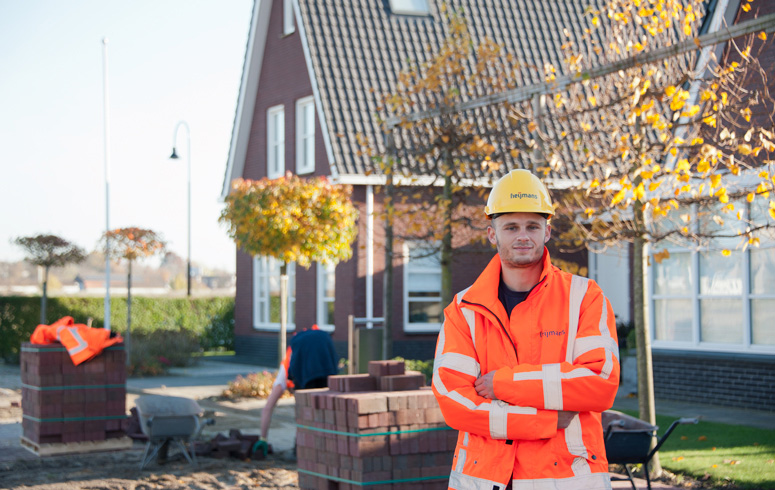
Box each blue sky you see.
[0,0,253,272]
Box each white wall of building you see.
[589,244,631,324]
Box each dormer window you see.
[389,0,430,16]
[283,0,295,35]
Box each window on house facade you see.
[267,105,285,179]
[316,262,335,332]
[649,199,775,352]
[296,96,315,175]
[253,256,295,331]
[283,0,295,35]
[749,198,775,345]
[403,241,442,333]
[389,0,430,16]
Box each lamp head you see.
[169,147,179,159]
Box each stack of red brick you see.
[296,360,456,490]
[20,342,128,452]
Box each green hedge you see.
[0,296,234,363]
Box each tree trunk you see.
[279,262,288,365]
[41,266,49,325]
[382,132,396,361]
[440,162,453,309]
[633,209,661,476]
[126,260,133,367]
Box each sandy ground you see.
[1,449,299,490]
[0,383,300,490]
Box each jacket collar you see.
[462,247,554,311]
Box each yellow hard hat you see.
[484,169,554,219]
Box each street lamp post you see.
[169,121,191,297]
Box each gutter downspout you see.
[366,185,374,329]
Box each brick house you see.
[643,1,775,411]
[220,0,622,368]
[221,0,773,410]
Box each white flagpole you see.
[102,37,112,331]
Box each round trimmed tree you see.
[14,234,86,324]
[219,172,358,360]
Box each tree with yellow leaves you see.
[372,0,773,478]
[100,227,166,364]
[219,172,358,360]
[518,0,775,476]
[369,6,533,346]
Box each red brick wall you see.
[731,0,775,127]
[242,0,326,181]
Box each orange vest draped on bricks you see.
[31,316,123,366]
[432,250,620,490]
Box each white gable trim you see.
[221,0,273,200]
[294,0,338,179]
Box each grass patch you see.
[194,350,236,357]
[619,409,775,489]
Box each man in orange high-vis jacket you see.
[432,169,620,490]
[31,316,123,366]
[260,325,338,441]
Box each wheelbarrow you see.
[603,410,698,490]
[134,395,214,470]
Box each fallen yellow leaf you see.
[698,435,708,441]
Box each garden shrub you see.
[393,356,434,385]
[0,296,234,364]
[222,371,293,400]
[127,329,202,376]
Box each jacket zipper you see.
[460,299,519,363]
[459,274,549,365]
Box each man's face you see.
[487,212,551,269]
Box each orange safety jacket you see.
[432,249,620,490]
[31,316,123,366]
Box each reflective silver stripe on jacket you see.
[65,327,89,355]
[596,296,618,379]
[450,469,506,490]
[564,276,591,476]
[542,363,563,410]
[565,276,589,361]
[455,447,467,472]
[433,323,482,411]
[511,472,612,490]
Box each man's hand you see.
[474,371,497,400]
[557,410,578,429]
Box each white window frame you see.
[295,96,315,175]
[267,104,285,179]
[253,256,296,331]
[648,200,775,355]
[316,262,336,332]
[283,0,295,35]
[403,241,443,333]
